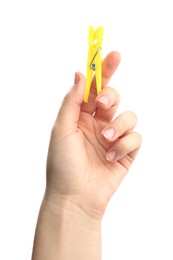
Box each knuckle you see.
[121,111,137,126]
[128,132,142,150]
[126,111,137,121]
[111,88,121,104]
[134,132,142,146]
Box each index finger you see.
[81,51,121,115]
[102,51,121,88]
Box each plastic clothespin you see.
[84,26,104,103]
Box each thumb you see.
[56,72,85,131]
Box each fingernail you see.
[74,72,80,84]
[102,127,116,139]
[106,151,117,161]
[97,95,110,105]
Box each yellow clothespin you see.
[84,26,104,103]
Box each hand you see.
[46,51,142,220]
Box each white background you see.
[0,0,173,259]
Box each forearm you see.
[32,195,101,260]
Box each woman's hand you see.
[46,51,142,220]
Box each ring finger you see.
[106,132,142,162]
[101,111,137,142]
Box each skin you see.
[32,51,142,260]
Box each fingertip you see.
[102,51,121,87]
[73,72,86,103]
[106,150,117,162]
[74,72,80,84]
[103,51,121,69]
[95,87,120,110]
[109,51,121,61]
[96,95,110,109]
[74,72,85,85]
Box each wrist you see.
[45,186,107,221]
[32,192,102,260]
[44,190,102,228]
[32,193,102,260]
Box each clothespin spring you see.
[90,47,102,71]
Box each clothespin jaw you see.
[84,26,104,103]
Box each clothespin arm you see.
[84,26,104,103]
